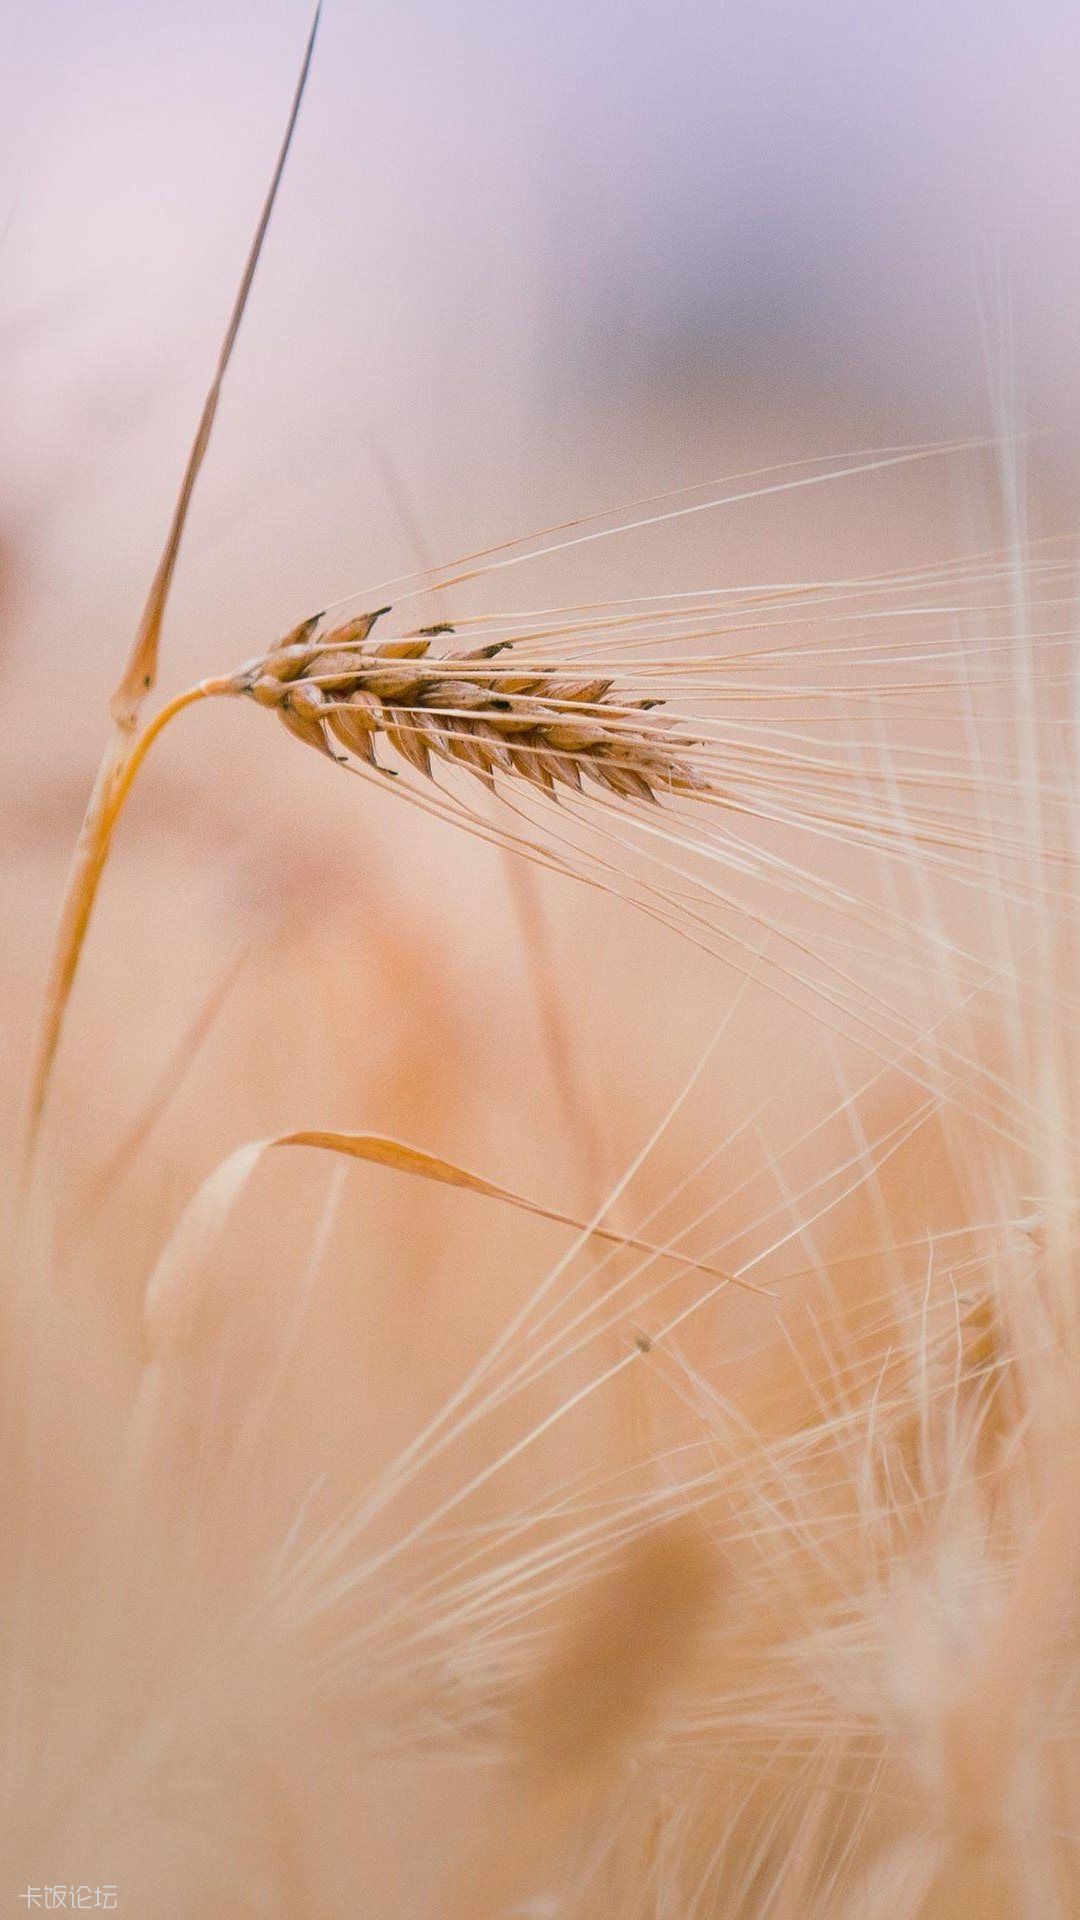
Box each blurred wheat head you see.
[7,16,1080,1920]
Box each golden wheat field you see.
[7,4,1080,1916]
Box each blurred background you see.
[3,4,1080,1910]
[5,0,1080,659]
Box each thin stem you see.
[110,6,321,731]
[20,678,235,1188]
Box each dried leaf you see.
[143,1128,753,1359]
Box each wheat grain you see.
[232,608,714,804]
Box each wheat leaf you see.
[143,1127,752,1360]
[110,6,321,729]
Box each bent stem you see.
[20,678,235,1191]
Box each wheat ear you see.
[233,606,713,802]
[20,593,722,1182]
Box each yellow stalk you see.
[21,678,235,1187]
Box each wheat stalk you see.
[18,14,323,1184]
